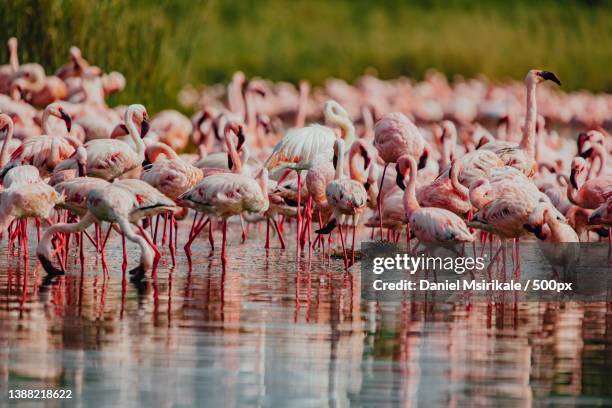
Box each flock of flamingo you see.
[0,37,611,281]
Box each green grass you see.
[2,0,612,113]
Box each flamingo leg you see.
[272,217,285,249]
[79,231,85,273]
[376,163,388,241]
[121,234,128,273]
[265,219,270,249]
[296,171,302,258]
[221,218,228,265]
[338,221,349,273]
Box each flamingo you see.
[54,104,149,180]
[416,160,471,217]
[373,112,427,240]
[588,198,612,228]
[37,180,176,280]
[0,169,64,261]
[567,157,612,209]
[264,100,349,257]
[479,69,561,177]
[3,103,75,176]
[523,202,579,242]
[396,155,473,244]
[316,139,368,269]
[0,37,18,94]
[177,168,269,265]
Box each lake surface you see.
[1,222,612,407]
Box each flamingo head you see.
[569,157,586,189]
[577,132,590,154]
[7,37,17,51]
[0,113,13,136]
[47,103,72,132]
[528,69,561,86]
[128,104,150,137]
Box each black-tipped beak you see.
[418,150,428,170]
[577,132,589,153]
[77,162,86,177]
[227,153,234,170]
[540,71,561,86]
[38,254,65,276]
[360,145,371,170]
[363,181,370,191]
[570,170,578,189]
[332,152,338,170]
[315,218,337,235]
[140,119,150,138]
[579,147,593,159]
[395,163,405,190]
[236,127,246,151]
[61,110,72,132]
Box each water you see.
[1,223,612,407]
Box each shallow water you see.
[1,222,612,407]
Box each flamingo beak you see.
[395,163,405,190]
[77,161,86,177]
[140,119,150,138]
[418,149,428,170]
[236,127,246,151]
[60,110,72,132]
[570,169,578,189]
[579,147,593,159]
[539,71,561,86]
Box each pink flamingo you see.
[567,157,612,209]
[396,155,473,244]
[0,37,18,94]
[0,170,64,262]
[416,160,471,217]
[177,168,269,265]
[479,69,561,178]
[316,139,368,269]
[4,103,75,176]
[37,181,176,280]
[54,104,148,180]
[523,202,579,242]
[264,100,349,257]
[373,112,427,240]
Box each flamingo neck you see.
[403,159,420,216]
[348,144,365,183]
[592,144,606,178]
[450,163,469,199]
[228,77,246,121]
[295,82,309,128]
[225,131,243,174]
[469,180,490,210]
[441,128,457,168]
[566,179,580,206]
[9,42,18,73]
[338,116,355,147]
[125,108,145,159]
[334,141,346,180]
[147,143,178,163]
[0,119,14,167]
[520,78,537,159]
[42,108,54,135]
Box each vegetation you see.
[2,0,612,112]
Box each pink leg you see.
[296,171,302,258]
[338,222,349,273]
[265,219,270,249]
[79,231,85,273]
[221,219,228,265]
[272,217,286,249]
[121,234,128,273]
[208,219,215,249]
[376,164,388,241]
